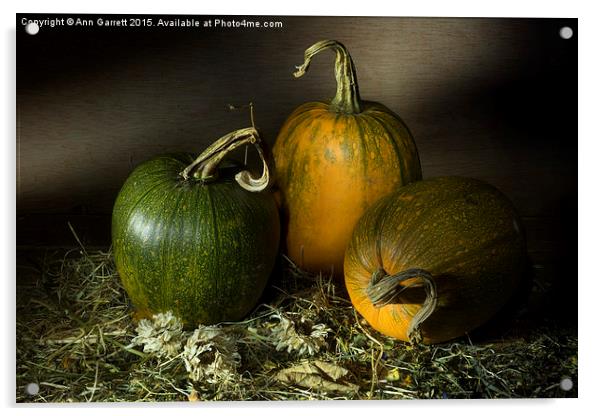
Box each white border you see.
[3,0,585,17]
[4,1,599,415]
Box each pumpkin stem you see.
[366,268,437,344]
[294,40,362,114]
[179,127,271,192]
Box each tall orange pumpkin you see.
[273,40,422,277]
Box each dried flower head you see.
[270,312,331,356]
[131,311,184,358]
[182,325,241,384]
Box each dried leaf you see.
[313,360,348,380]
[275,360,358,394]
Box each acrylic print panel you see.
[16,14,577,402]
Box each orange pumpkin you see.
[273,40,422,277]
[344,177,527,344]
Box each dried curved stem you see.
[366,268,437,344]
[179,127,270,192]
[294,40,362,114]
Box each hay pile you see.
[16,247,577,402]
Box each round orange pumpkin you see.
[344,177,527,344]
[273,40,422,277]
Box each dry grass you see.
[16,246,577,402]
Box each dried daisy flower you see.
[182,325,241,384]
[131,311,184,358]
[270,312,331,356]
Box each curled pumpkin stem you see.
[179,127,271,192]
[366,268,437,344]
[293,40,362,114]
[235,140,270,192]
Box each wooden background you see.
[16,15,577,320]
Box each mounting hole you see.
[559,26,573,40]
[25,22,40,35]
[25,382,40,395]
[559,377,573,391]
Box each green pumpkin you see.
[112,128,280,327]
